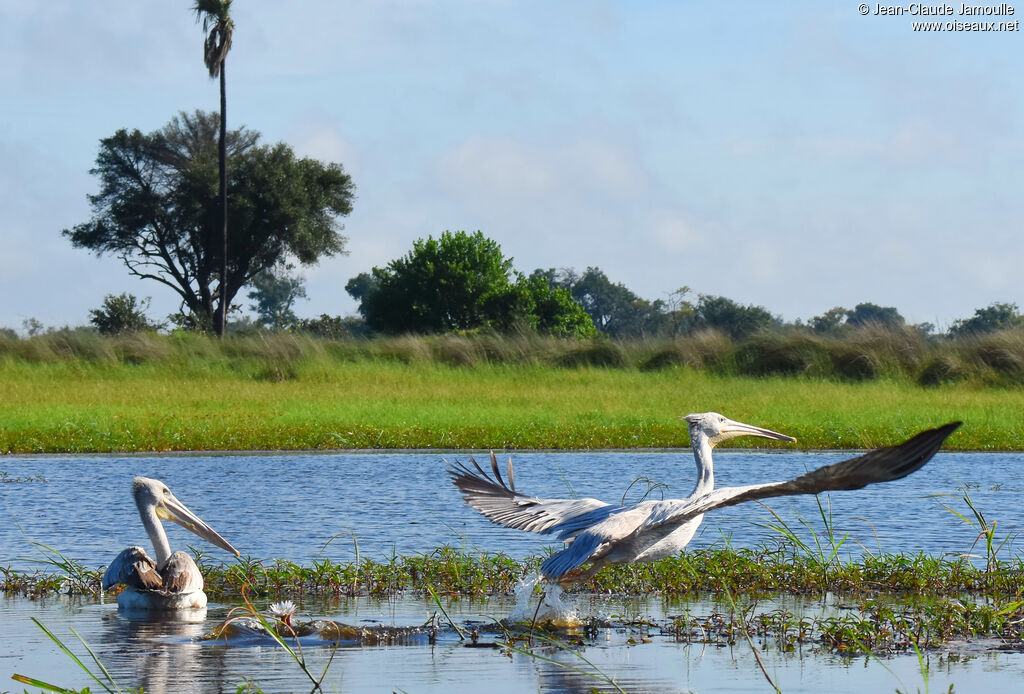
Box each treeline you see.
[323,230,1023,342]
[9,230,1023,383]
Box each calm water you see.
[3,450,1024,692]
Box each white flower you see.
[269,600,297,618]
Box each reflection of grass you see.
[2,340,1022,452]
[11,617,132,694]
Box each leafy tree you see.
[193,0,234,336]
[362,230,514,333]
[89,293,160,335]
[22,318,44,337]
[296,314,368,339]
[845,302,904,328]
[809,306,848,333]
[64,110,354,333]
[569,267,643,335]
[247,263,307,330]
[491,275,596,338]
[693,294,775,340]
[948,302,1024,337]
[531,267,680,337]
[356,231,595,336]
[345,272,379,319]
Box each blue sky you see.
[1,1,1021,331]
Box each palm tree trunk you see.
[217,62,228,337]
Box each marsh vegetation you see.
[2,329,1023,453]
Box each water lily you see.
[269,599,297,627]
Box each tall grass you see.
[1,329,1023,452]
[4,325,1023,381]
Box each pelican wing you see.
[448,452,617,535]
[641,421,962,531]
[540,422,961,579]
[102,546,163,591]
[161,550,205,594]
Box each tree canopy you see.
[531,267,691,338]
[89,293,161,335]
[948,302,1024,336]
[350,230,595,337]
[64,111,355,330]
[692,294,776,340]
[247,263,307,330]
[845,302,904,328]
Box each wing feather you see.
[102,547,163,591]
[161,551,204,594]
[641,421,962,532]
[448,454,616,535]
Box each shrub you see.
[735,333,833,377]
[827,324,927,381]
[89,293,160,335]
[918,354,972,387]
[968,331,1024,383]
[555,340,627,368]
[433,335,480,367]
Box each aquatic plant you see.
[208,587,340,693]
[11,617,133,693]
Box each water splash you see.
[508,572,582,627]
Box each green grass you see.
[1,354,1021,452]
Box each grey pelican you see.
[102,476,239,610]
[450,413,960,585]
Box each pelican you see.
[449,413,960,585]
[102,476,240,610]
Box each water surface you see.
[2,450,1022,569]
[3,450,1024,692]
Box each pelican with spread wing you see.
[450,412,960,585]
[102,476,239,610]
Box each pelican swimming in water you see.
[450,413,960,586]
[102,476,239,610]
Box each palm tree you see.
[193,0,234,337]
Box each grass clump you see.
[554,340,627,368]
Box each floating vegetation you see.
[6,543,1024,658]
[0,471,48,483]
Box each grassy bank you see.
[1,332,1022,453]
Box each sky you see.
[1,1,1021,332]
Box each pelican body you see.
[102,476,239,610]
[449,412,960,586]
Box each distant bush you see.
[736,333,832,377]
[296,314,368,340]
[555,341,627,368]
[89,293,161,335]
[969,331,1024,384]
[918,354,972,387]
[948,302,1024,337]
[826,324,928,382]
[639,330,734,372]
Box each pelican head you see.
[683,412,796,447]
[132,476,239,557]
